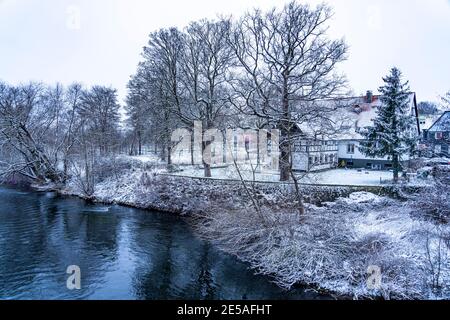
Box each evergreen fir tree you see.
[360,67,417,182]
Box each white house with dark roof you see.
[292,91,421,171]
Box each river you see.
[0,186,328,300]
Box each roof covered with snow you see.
[428,111,450,132]
[295,92,419,141]
[419,114,441,131]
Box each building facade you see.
[422,111,450,157]
[292,91,421,171]
[292,139,339,171]
[336,92,420,169]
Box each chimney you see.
[366,90,373,103]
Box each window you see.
[314,155,319,164]
[347,144,355,154]
[435,132,443,140]
[309,156,314,165]
[325,155,329,163]
[435,145,442,155]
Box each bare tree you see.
[229,1,348,183]
[127,28,187,165]
[0,82,65,184]
[78,86,121,156]
[60,83,84,180]
[178,18,236,177]
[127,59,181,164]
[129,20,236,177]
[126,75,151,156]
[441,91,450,111]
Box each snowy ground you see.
[171,166,397,186]
[124,154,433,186]
[127,154,163,164]
[300,168,394,186]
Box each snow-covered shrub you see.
[92,156,145,182]
[193,191,449,299]
[421,226,450,296]
[67,161,96,198]
[409,167,450,222]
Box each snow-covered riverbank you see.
[50,163,449,300]
[194,190,450,299]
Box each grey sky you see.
[1,0,449,105]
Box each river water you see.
[0,186,328,300]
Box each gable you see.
[428,112,450,132]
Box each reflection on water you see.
[0,186,328,300]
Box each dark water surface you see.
[0,186,328,300]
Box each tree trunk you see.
[202,140,212,178]
[166,127,172,165]
[279,136,291,181]
[290,170,305,216]
[63,155,69,183]
[18,124,64,183]
[167,145,172,165]
[191,131,195,166]
[202,117,213,178]
[280,74,291,182]
[129,134,136,156]
[138,130,142,156]
[161,143,166,162]
[393,154,400,183]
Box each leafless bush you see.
[409,168,450,222]
[92,156,144,182]
[191,195,437,299]
[69,160,95,198]
[421,226,450,295]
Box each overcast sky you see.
[1,0,449,105]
